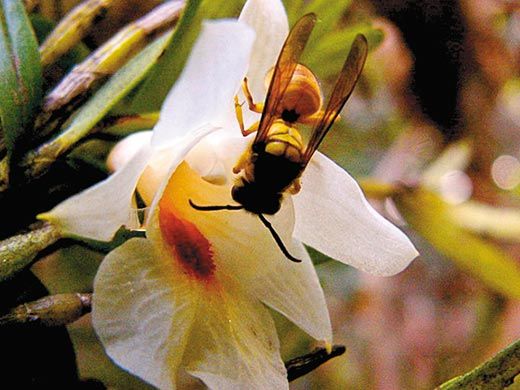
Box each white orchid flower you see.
[40,0,418,389]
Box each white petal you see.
[107,131,152,173]
[39,145,153,241]
[152,20,255,148]
[184,129,250,185]
[237,0,288,129]
[250,239,332,342]
[185,284,288,390]
[92,238,199,390]
[293,152,419,276]
[145,124,221,213]
[239,0,288,99]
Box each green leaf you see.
[396,188,520,299]
[126,0,204,112]
[0,0,42,155]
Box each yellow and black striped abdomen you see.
[264,120,304,162]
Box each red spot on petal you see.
[159,206,215,280]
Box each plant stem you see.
[39,0,115,67]
[437,338,520,389]
[0,293,92,326]
[40,0,184,120]
[0,223,61,282]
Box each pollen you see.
[159,206,215,280]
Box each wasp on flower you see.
[39,0,418,388]
[191,13,368,262]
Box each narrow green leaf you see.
[127,0,204,112]
[396,188,520,299]
[0,0,42,154]
[24,33,172,179]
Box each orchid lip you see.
[159,205,215,281]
